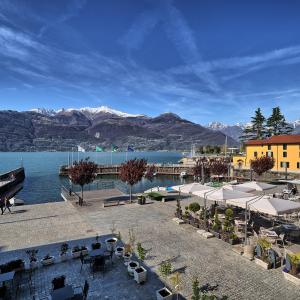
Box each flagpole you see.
[126,151,128,161]
[111,151,113,165]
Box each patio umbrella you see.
[172,183,214,194]
[223,184,255,193]
[278,179,300,185]
[193,187,253,203]
[227,195,300,216]
[237,181,276,191]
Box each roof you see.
[245,135,300,146]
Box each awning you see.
[227,196,300,216]
[237,181,276,191]
[223,184,255,193]
[172,183,214,194]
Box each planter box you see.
[283,271,300,286]
[254,257,271,270]
[115,247,124,258]
[127,261,139,276]
[172,217,185,225]
[243,245,254,260]
[210,230,221,239]
[41,256,55,266]
[156,287,173,300]
[91,242,101,250]
[123,253,132,265]
[228,238,239,245]
[133,266,147,284]
[105,238,118,251]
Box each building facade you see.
[233,135,300,173]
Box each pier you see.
[59,163,194,177]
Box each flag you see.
[127,145,134,152]
[96,146,103,152]
[111,145,119,152]
[77,145,85,152]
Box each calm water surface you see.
[0,152,191,204]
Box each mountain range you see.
[0,106,238,152]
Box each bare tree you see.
[119,158,147,202]
[69,158,98,206]
[250,156,275,176]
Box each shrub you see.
[212,210,221,232]
[148,192,163,201]
[60,243,69,255]
[189,202,201,213]
[136,242,146,261]
[191,277,200,300]
[223,208,234,233]
[159,261,172,278]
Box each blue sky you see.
[1,0,300,124]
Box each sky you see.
[1,0,300,125]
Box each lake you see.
[0,151,191,204]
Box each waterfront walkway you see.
[1,198,300,299]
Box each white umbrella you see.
[193,187,253,203]
[172,183,214,194]
[227,195,300,216]
[237,181,276,191]
[223,184,255,193]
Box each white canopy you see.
[172,183,214,194]
[223,184,255,193]
[237,181,276,191]
[278,179,300,185]
[227,196,300,216]
[193,187,253,203]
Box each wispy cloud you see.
[38,0,87,37]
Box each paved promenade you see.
[1,197,300,299]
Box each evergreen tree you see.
[266,106,293,136]
[240,108,266,141]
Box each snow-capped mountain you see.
[29,106,144,118]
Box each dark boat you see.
[0,167,25,200]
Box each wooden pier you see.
[59,163,194,177]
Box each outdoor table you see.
[0,271,15,285]
[90,249,106,258]
[51,285,74,300]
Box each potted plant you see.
[0,260,25,274]
[254,238,272,269]
[283,253,300,285]
[123,244,132,265]
[105,237,118,251]
[60,243,69,262]
[41,254,55,266]
[91,234,101,250]
[137,195,146,205]
[137,242,146,261]
[156,260,173,300]
[228,233,239,245]
[72,245,88,258]
[210,210,222,238]
[127,260,139,276]
[134,266,147,284]
[115,246,125,258]
[170,272,182,300]
[156,287,173,300]
[26,249,39,269]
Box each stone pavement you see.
[1,197,300,299]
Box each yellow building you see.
[233,135,300,173]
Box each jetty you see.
[59,163,194,177]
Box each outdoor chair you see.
[92,256,105,278]
[80,253,92,273]
[73,280,89,300]
[268,248,282,269]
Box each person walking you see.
[0,197,4,215]
[3,197,11,214]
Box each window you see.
[283,151,287,158]
[254,151,257,157]
[268,145,271,150]
[297,162,300,169]
[283,144,287,150]
[267,151,273,157]
[280,162,290,168]
[261,152,264,155]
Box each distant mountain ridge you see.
[0,107,238,152]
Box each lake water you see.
[0,152,191,204]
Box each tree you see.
[144,164,156,182]
[189,202,201,214]
[250,156,275,176]
[193,158,211,182]
[119,158,147,202]
[210,160,229,177]
[266,106,293,136]
[240,108,266,141]
[69,158,97,206]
